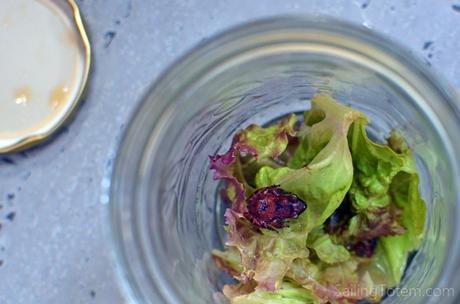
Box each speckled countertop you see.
[1,0,459,303]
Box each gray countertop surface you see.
[1,0,459,303]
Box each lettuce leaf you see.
[255,95,365,230]
[347,121,416,210]
[366,172,427,286]
[285,258,320,286]
[234,114,297,160]
[231,282,321,304]
[212,247,243,277]
[210,148,249,213]
[389,172,426,249]
[310,234,351,264]
[348,124,426,287]
[345,206,406,241]
[224,209,309,290]
[223,281,257,301]
[210,114,297,212]
[319,259,382,302]
[287,257,382,303]
[371,236,411,287]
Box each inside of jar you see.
[142,54,453,304]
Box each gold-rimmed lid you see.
[0,0,90,153]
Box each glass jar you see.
[107,16,460,304]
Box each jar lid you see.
[0,0,90,153]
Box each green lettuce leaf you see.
[231,282,321,304]
[347,122,416,210]
[349,126,426,287]
[234,113,297,160]
[287,257,382,303]
[319,259,382,302]
[285,258,320,286]
[255,95,365,230]
[370,236,411,287]
[224,209,309,290]
[387,129,410,154]
[366,172,427,286]
[390,172,426,248]
[310,234,350,264]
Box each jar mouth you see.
[107,15,460,304]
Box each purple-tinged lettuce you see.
[209,114,297,213]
